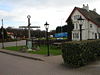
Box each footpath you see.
[0,49,63,64]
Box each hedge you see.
[62,40,100,68]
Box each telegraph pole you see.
[1,19,4,48]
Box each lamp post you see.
[77,16,84,41]
[27,15,31,39]
[44,21,50,56]
[1,19,4,48]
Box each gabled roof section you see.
[66,7,77,22]
[66,7,100,27]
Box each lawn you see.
[4,45,62,55]
[4,46,24,51]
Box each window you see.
[92,32,94,35]
[90,24,92,28]
[76,23,78,29]
[73,33,79,39]
[76,33,79,38]
[73,33,74,38]
[74,15,80,20]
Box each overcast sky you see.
[0,0,100,31]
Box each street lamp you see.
[27,15,31,39]
[1,19,4,48]
[77,16,84,41]
[44,21,50,56]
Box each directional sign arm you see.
[19,26,40,28]
[30,26,40,28]
[19,26,28,28]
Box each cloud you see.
[0,0,97,8]
[0,0,100,30]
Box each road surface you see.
[1,52,99,75]
[0,52,74,75]
[0,40,26,48]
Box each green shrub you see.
[62,40,100,68]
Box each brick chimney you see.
[93,8,96,12]
[83,4,89,11]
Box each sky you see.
[0,0,100,31]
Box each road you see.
[0,40,26,48]
[1,52,100,75]
[0,52,74,75]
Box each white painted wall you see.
[71,9,100,41]
[71,10,88,40]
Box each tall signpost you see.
[1,19,4,48]
[19,15,40,50]
[27,15,31,39]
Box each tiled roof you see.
[66,7,100,27]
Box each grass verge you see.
[4,45,61,55]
